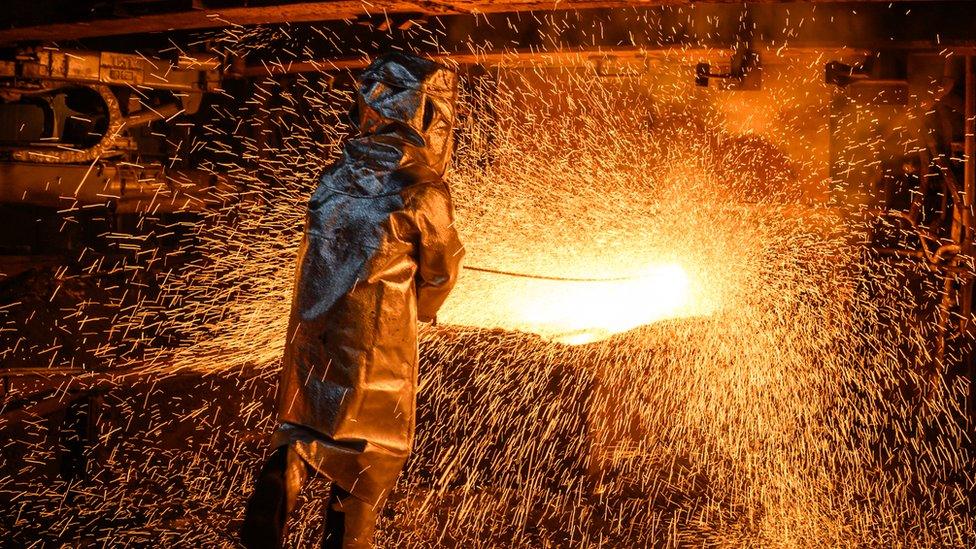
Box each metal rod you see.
[234,46,867,77]
[964,55,975,416]
[965,55,974,245]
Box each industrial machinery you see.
[1,2,974,546]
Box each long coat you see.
[272,53,464,506]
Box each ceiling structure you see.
[0,0,952,45]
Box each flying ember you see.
[0,3,973,548]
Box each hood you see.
[352,52,458,179]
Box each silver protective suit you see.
[272,53,464,510]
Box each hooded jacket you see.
[272,52,464,506]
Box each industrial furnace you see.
[0,2,973,547]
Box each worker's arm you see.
[415,183,465,323]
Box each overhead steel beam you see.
[964,55,976,417]
[0,0,914,45]
[235,45,868,76]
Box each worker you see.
[240,51,464,548]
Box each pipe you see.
[965,55,975,416]
[966,56,974,229]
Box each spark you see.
[0,9,973,548]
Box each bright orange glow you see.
[439,262,712,344]
[521,263,693,344]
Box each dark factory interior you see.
[1,1,975,547]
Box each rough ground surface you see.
[1,326,653,548]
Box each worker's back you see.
[242,51,464,549]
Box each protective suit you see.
[241,52,464,548]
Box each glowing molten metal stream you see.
[520,263,693,344]
[440,262,707,345]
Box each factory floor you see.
[0,327,668,547]
[2,323,971,547]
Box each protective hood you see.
[351,51,458,180]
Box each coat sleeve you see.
[414,183,465,323]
